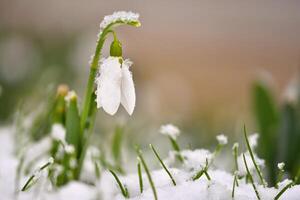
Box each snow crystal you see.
[64,90,77,103]
[237,151,265,176]
[65,145,75,154]
[99,11,139,35]
[50,124,66,142]
[216,134,228,145]
[249,133,259,148]
[159,124,180,140]
[277,162,285,171]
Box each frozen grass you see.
[1,126,300,200]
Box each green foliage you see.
[253,81,279,185]
[281,103,300,179]
[252,79,300,185]
[111,126,124,166]
[65,94,81,156]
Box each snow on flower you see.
[51,123,66,142]
[216,134,228,145]
[95,57,135,115]
[64,90,77,103]
[278,162,285,171]
[99,11,139,37]
[159,124,180,140]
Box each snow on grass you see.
[1,127,300,200]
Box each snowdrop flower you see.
[95,57,135,115]
[159,124,180,140]
[216,134,228,145]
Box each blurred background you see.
[0,0,300,138]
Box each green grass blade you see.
[150,144,176,186]
[65,92,81,156]
[244,125,266,186]
[109,169,129,198]
[112,126,123,165]
[243,153,261,200]
[252,81,279,185]
[135,146,158,200]
[137,160,143,193]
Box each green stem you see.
[136,147,158,200]
[109,169,129,198]
[169,136,184,163]
[274,182,293,200]
[137,160,143,194]
[150,144,176,186]
[76,102,97,179]
[232,173,237,198]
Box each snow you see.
[159,124,180,140]
[99,11,139,35]
[50,124,66,142]
[1,127,300,200]
[236,151,265,176]
[278,162,285,171]
[216,134,228,145]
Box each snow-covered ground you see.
[1,127,299,200]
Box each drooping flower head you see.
[93,11,140,116]
[95,57,135,115]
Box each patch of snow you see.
[159,124,180,140]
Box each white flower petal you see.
[95,57,122,115]
[121,59,136,115]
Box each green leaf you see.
[280,103,300,176]
[65,93,81,155]
[252,81,279,185]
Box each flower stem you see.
[150,144,176,186]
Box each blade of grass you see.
[21,158,54,191]
[243,153,261,200]
[137,159,143,194]
[135,146,158,200]
[150,144,176,186]
[112,126,123,166]
[169,136,184,163]
[65,92,81,157]
[109,169,129,198]
[252,81,279,185]
[244,125,266,186]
